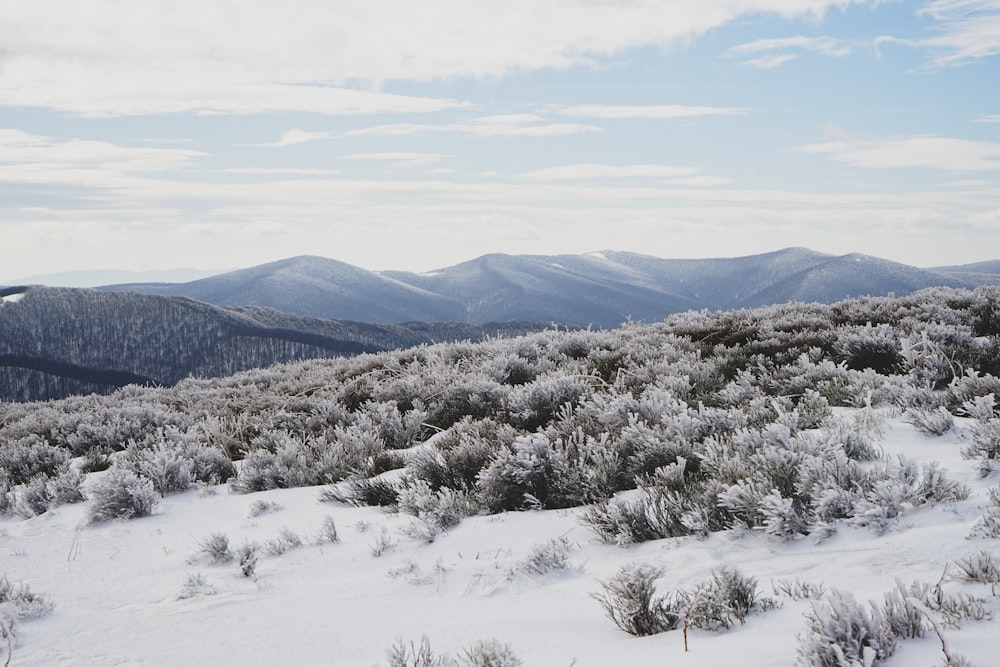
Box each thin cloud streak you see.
[798,136,1000,171]
[558,104,749,119]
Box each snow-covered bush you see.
[592,563,679,636]
[121,441,194,496]
[903,406,954,436]
[594,564,770,637]
[86,466,159,523]
[835,323,901,375]
[236,541,259,578]
[397,479,471,535]
[948,550,1000,586]
[517,536,577,576]
[969,486,1000,539]
[0,435,68,486]
[796,590,896,667]
[198,533,233,564]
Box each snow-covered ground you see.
[3,414,999,666]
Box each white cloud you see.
[728,35,856,68]
[878,0,1000,68]
[345,152,450,168]
[344,115,602,139]
[223,168,342,177]
[797,136,1000,171]
[730,36,856,57]
[664,176,734,186]
[251,129,334,148]
[976,114,1000,122]
[0,0,872,116]
[558,104,749,119]
[741,54,800,69]
[0,129,204,187]
[523,164,701,180]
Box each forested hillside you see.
[0,287,543,402]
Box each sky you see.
[1,0,999,280]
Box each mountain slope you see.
[107,255,467,322]
[98,248,999,327]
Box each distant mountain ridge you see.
[98,248,1000,327]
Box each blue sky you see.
[1,0,998,280]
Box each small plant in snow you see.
[772,578,827,600]
[0,575,54,620]
[86,466,159,523]
[903,406,955,436]
[460,639,523,667]
[263,527,303,556]
[381,635,523,667]
[315,515,339,544]
[247,499,282,517]
[235,541,259,578]
[948,551,1000,590]
[178,572,216,600]
[969,486,1000,538]
[370,526,395,557]
[517,536,578,576]
[198,532,233,564]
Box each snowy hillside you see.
[3,286,1000,666]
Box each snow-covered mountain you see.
[99,248,993,327]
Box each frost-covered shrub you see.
[236,541,259,578]
[594,564,770,637]
[948,551,1000,586]
[247,499,282,517]
[794,389,833,430]
[199,532,233,564]
[406,418,518,494]
[969,486,1000,539]
[87,466,159,523]
[178,572,216,600]
[361,401,429,450]
[0,575,55,620]
[346,476,400,507]
[459,639,523,667]
[684,566,770,629]
[796,590,896,667]
[46,468,86,506]
[315,515,339,544]
[230,431,349,493]
[121,441,194,496]
[509,374,592,431]
[397,479,471,535]
[963,417,1000,461]
[380,636,523,667]
[772,578,827,600]
[903,406,954,436]
[0,434,68,486]
[836,324,901,375]
[880,581,927,641]
[592,563,679,636]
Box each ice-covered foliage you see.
[86,466,159,523]
[0,287,996,540]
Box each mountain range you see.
[98,247,1000,327]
